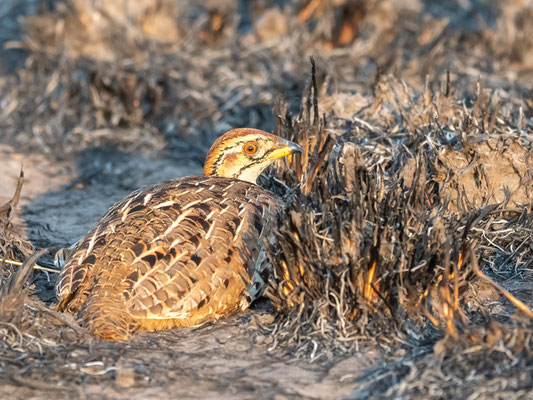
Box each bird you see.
[55,128,303,340]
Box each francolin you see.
[55,128,302,340]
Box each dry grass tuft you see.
[0,169,33,285]
[263,59,533,369]
[0,174,47,352]
[0,250,45,331]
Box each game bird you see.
[55,128,303,340]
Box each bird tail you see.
[79,290,138,341]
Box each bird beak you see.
[266,139,304,160]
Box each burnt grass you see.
[1,1,533,399]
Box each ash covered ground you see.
[1,1,532,399]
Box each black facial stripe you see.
[235,163,251,177]
[213,144,236,168]
[262,148,275,159]
[235,156,268,177]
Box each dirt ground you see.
[1,1,533,399]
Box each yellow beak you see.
[266,139,304,160]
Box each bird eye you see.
[243,142,257,154]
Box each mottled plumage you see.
[56,128,302,340]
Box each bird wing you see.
[56,176,281,322]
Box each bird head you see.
[203,128,304,183]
